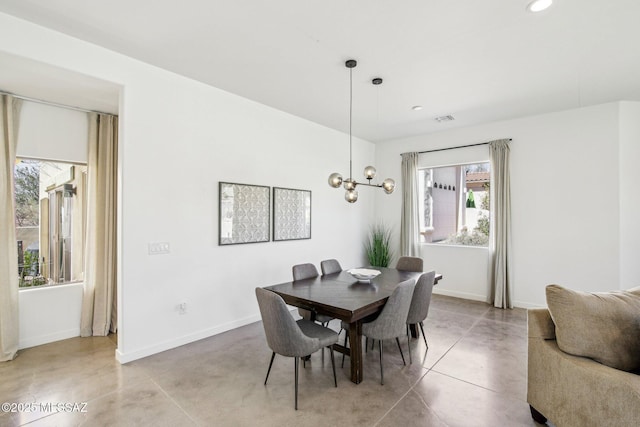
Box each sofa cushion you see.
[546,284,640,372]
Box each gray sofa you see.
[527,308,640,427]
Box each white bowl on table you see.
[347,268,381,282]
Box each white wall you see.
[18,283,83,349]
[376,102,636,307]
[421,244,489,302]
[619,101,640,288]
[0,12,375,362]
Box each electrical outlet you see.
[148,242,170,255]
[178,302,187,315]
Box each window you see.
[418,162,490,246]
[15,158,87,287]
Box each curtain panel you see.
[400,152,420,258]
[488,139,512,309]
[80,113,118,337]
[0,95,22,361]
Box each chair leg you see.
[264,352,276,385]
[379,340,384,385]
[294,356,299,410]
[406,325,412,364]
[341,333,349,368]
[328,346,337,387]
[419,321,428,348]
[367,337,376,351]
[396,337,406,365]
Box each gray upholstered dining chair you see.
[292,263,333,326]
[406,271,436,362]
[292,263,319,281]
[396,256,423,272]
[255,287,338,410]
[320,259,342,275]
[362,279,416,385]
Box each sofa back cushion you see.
[546,284,640,372]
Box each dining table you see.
[263,267,442,384]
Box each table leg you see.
[348,321,363,384]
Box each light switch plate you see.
[148,242,170,255]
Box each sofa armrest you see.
[528,307,640,426]
[528,308,555,340]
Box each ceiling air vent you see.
[435,115,455,123]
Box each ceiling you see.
[1,0,639,142]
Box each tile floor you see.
[0,295,548,426]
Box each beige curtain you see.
[489,139,512,309]
[80,113,118,336]
[400,152,420,257]
[1,95,22,361]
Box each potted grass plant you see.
[364,223,393,267]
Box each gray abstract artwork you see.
[219,182,270,245]
[273,187,311,241]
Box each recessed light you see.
[411,105,423,111]
[527,0,553,13]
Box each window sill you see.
[19,281,84,292]
[421,243,489,250]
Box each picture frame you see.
[273,187,311,241]
[218,182,270,245]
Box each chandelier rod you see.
[349,63,353,181]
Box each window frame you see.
[15,157,88,289]
[418,161,491,247]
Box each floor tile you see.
[413,370,537,427]
[376,390,448,427]
[1,295,543,426]
[429,318,528,400]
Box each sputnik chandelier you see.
[328,59,395,203]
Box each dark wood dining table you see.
[264,267,442,384]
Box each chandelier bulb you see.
[364,166,377,181]
[345,189,358,203]
[328,172,343,188]
[343,178,357,191]
[382,178,396,194]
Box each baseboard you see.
[432,288,547,310]
[512,300,547,309]
[19,328,80,350]
[433,288,488,303]
[115,313,263,364]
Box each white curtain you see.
[80,113,118,337]
[489,139,512,309]
[400,152,420,257]
[1,95,22,361]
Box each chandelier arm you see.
[349,180,384,188]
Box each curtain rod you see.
[0,89,117,117]
[401,138,512,155]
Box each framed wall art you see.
[273,187,311,241]
[218,182,270,245]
